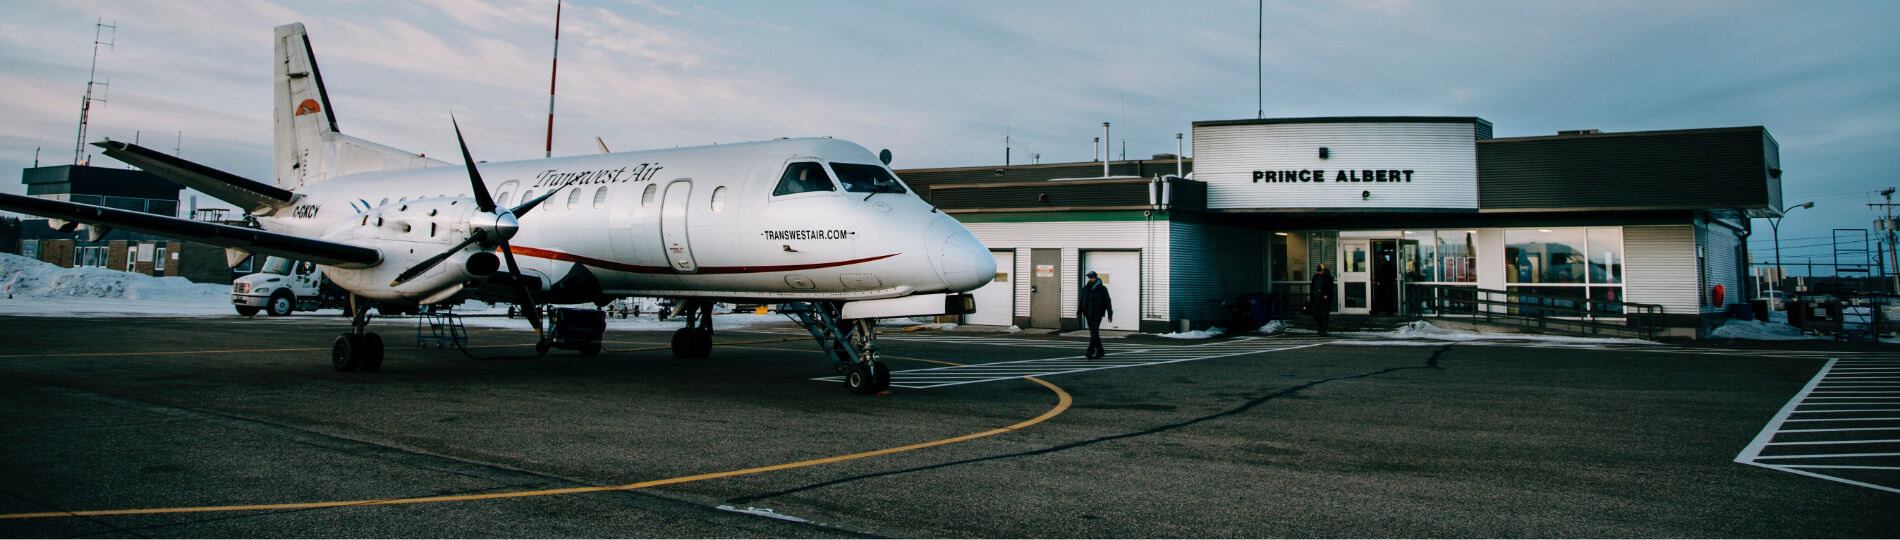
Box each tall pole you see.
[544,0,562,158]
[1256,0,1263,119]
[75,19,115,165]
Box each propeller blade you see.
[451,114,498,213]
[498,243,545,337]
[389,232,486,287]
[507,184,569,219]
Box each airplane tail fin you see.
[273,23,444,191]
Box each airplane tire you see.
[534,339,550,355]
[845,364,879,395]
[235,305,261,317]
[358,333,385,372]
[869,361,891,393]
[670,328,694,359]
[267,292,295,317]
[332,334,362,372]
[692,328,714,358]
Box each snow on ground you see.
[1707,318,1823,341]
[1336,321,1658,345]
[2,253,236,317]
[1157,327,1226,339]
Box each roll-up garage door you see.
[1081,250,1140,331]
[966,250,1015,326]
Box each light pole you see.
[1770,201,1815,293]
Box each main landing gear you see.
[782,301,890,395]
[670,299,715,359]
[333,294,384,372]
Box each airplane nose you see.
[924,217,995,293]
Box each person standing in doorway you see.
[1079,270,1114,358]
[1311,264,1336,336]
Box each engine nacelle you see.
[317,198,498,302]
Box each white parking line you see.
[1737,358,1900,494]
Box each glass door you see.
[1338,239,1371,314]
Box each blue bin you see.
[1727,303,1756,322]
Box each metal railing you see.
[1402,284,1665,339]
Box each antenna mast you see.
[75,18,116,165]
[544,0,562,158]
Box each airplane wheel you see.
[671,328,694,358]
[692,328,714,358]
[869,361,891,393]
[267,292,295,316]
[332,334,362,372]
[358,333,385,372]
[235,306,260,317]
[534,339,550,355]
[844,364,880,395]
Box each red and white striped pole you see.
[544,0,562,158]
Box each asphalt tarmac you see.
[0,313,1896,538]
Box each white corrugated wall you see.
[1193,122,1479,209]
[1169,221,1265,323]
[1624,225,1699,317]
[1699,221,1744,310]
[964,220,1170,324]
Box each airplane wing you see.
[91,140,296,215]
[0,192,380,268]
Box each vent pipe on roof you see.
[1558,129,1601,136]
[1176,133,1184,178]
[1102,122,1111,177]
[1092,137,1099,162]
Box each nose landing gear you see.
[333,294,384,372]
[781,301,890,395]
[669,299,715,359]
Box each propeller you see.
[386,115,580,340]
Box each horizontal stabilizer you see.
[0,192,380,268]
[93,141,296,215]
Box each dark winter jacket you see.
[1310,269,1336,312]
[1078,279,1113,319]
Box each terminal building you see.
[897,117,1780,338]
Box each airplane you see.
[0,23,996,394]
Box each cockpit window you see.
[773,162,836,196]
[830,163,907,194]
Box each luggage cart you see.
[547,307,606,356]
[417,306,468,348]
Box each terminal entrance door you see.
[1337,240,1371,315]
[1029,249,1063,328]
[1372,240,1399,315]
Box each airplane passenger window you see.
[773,162,836,196]
[710,186,728,212]
[521,190,536,206]
[593,186,608,209]
[497,192,512,207]
[831,163,908,194]
[566,188,582,210]
[641,184,658,207]
[398,197,408,203]
[378,198,389,207]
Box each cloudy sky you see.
[2,0,1896,267]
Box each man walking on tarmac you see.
[1079,271,1113,358]
[1311,264,1336,336]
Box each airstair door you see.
[659,180,697,273]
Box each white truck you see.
[231,257,352,316]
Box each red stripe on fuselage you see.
[506,246,899,275]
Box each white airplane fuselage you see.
[264,137,995,304]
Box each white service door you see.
[659,180,697,273]
[1082,250,1140,331]
[966,250,1015,326]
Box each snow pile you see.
[1340,320,1656,344]
[0,253,227,300]
[1158,327,1226,339]
[1253,320,1289,335]
[1707,318,1820,340]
